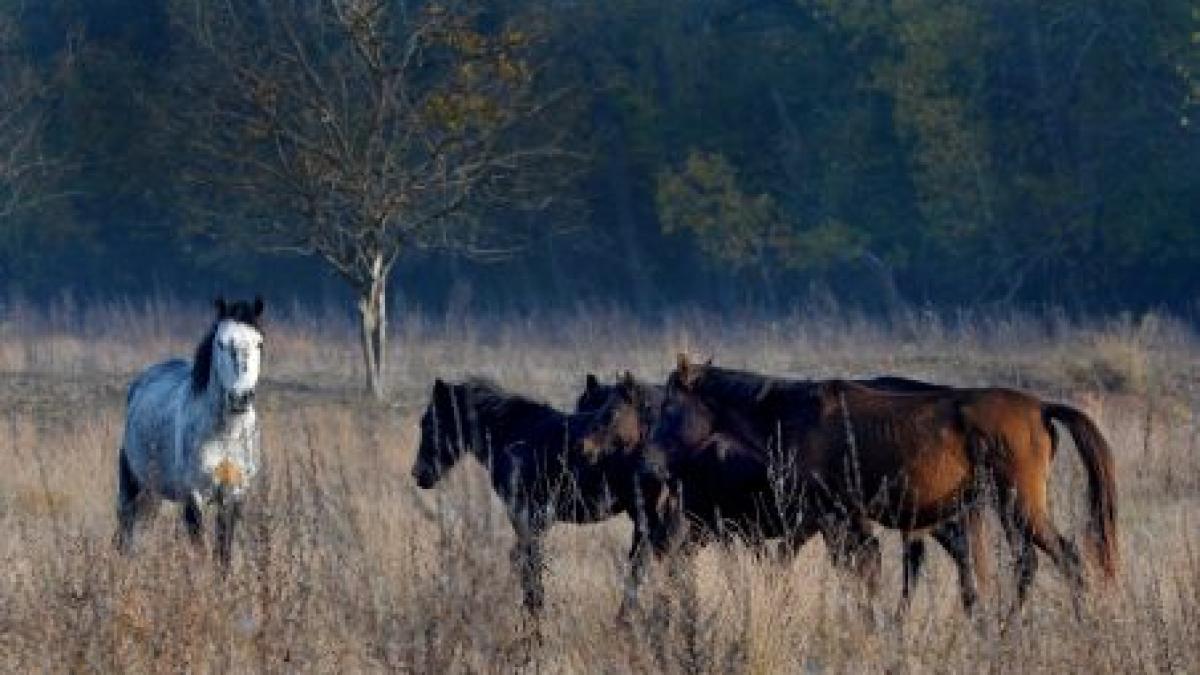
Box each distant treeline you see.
[2,0,1198,315]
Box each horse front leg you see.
[618,477,660,623]
[618,523,652,624]
[820,514,882,613]
[183,494,205,549]
[214,496,242,572]
[509,509,547,618]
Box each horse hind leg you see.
[1023,507,1086,615]
[1003,467,1087,598]
[930,512,983,614]
[115,448,149,554]
[821,516,882,612]
[508,515,547,618]
[998,486,1039,610]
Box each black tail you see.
[117,448,139,509]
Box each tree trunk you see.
[357,260,388,400]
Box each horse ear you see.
[585,373,599,393]
[214,296,227,317]
[677,353,702,389]
[618,370,637,402]
[253,295,265,319]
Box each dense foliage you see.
[1,0,1197,313]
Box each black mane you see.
[453,378,564,430]
[191,327,217,394]
[574,376,666,423]
[686,365,792,407]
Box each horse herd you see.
[115,297,1120,623]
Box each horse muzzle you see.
[227,390,256,414]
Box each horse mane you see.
[191,327,216,394]
[688,365,789,407]
[577,377,665,416]
[456,377,562,428]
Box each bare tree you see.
[170,0,573,398]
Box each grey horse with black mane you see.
[115,296,265,568]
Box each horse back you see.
[127,358,191,407]
[834,381,1052,472]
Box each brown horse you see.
[579,370,992,612]
[650,357,1117,612]
[410,377,659,616]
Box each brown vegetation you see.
[1,297,1198,672]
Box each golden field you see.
[1,296,1197,673]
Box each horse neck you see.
[696,384,775,454]
[190,357,234,430]
[458,395,563,464]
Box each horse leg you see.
[1016,486,1087,614]
[821,515,882,606]
[930,513,982,613]
[900,533,927,614]
[778,502,822,562]
[214,498,242,572]
[855,530,882,603]
[998,486,1038,612]
[619,476,667,622]
[115,448,155,553]
[182,494,204,548]
[618,524,652,623]
[666,536,702,664]
[510,525,546,617]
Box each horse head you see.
[411,378,470,488]
[204,295,265,414]
[577,371,661,462]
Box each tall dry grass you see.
[1,296,1198,672]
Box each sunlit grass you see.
[0,297,1197,671]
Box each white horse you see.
[116,296,265,568]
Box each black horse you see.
[410,377,660,616]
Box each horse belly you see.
[865,447,972,528]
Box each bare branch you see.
[167,0,575,284]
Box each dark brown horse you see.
[649,358,1118,612]
[410,377,658,616]
[579,370,991,611]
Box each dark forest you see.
[2,0,1197,316]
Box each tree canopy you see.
[2,0,1197,314]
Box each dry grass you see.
[1,296,1198,672]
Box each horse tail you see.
[1043,402,1119,580]
[117,446,139,508]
